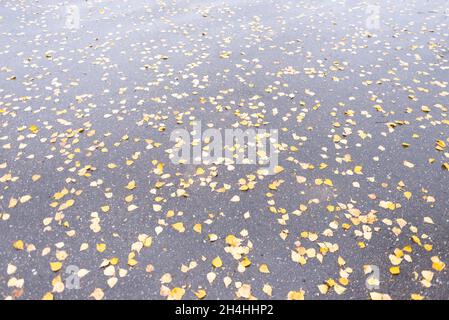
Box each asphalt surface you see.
[0,0,448,300]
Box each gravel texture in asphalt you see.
[0,0,448,300]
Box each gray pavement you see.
[0,0,448,300]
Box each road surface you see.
[0,0,448,300]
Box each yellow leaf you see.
[339,277,349,286]
[50,262,62,272]
[237,284,251,298]
[370,292,391,300]
[273,165,284,174]
[421,105,430,112]
[225,234,239,247]
[166,210,174,218]
[154,162,164,175]
[20,195,32,203]
[208,234,218,242]
[125,180,136,190]
[263,284,273,296]
[212,256,223,268]
[194,289,207,299]
[318,284,329,294]
[128,259,138,267]
[143,237,152,248]
[389,266,400,275]
[435,140,446,150]
[8,197,18,208]
[195,167,205,175]
[287,290,305,300]
[326,278,336,287]
[96,243,106,253]
[259,264,270,273]
[334,284,346,295]
[241,257,251,267]
[168,287,185,300]
[59,199,75,211]
[13,240,24,250]
[296,176,307,184]
[403,160,415,168]
[90,288,104,300]
[432,261,445,272]
[411,235,422,246]
[193,223,202,233]
[172,222,185,233]
[42,292,54,300]
[29,125,39,134]
[54,188,68,200]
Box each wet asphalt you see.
[0,0,448,300]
